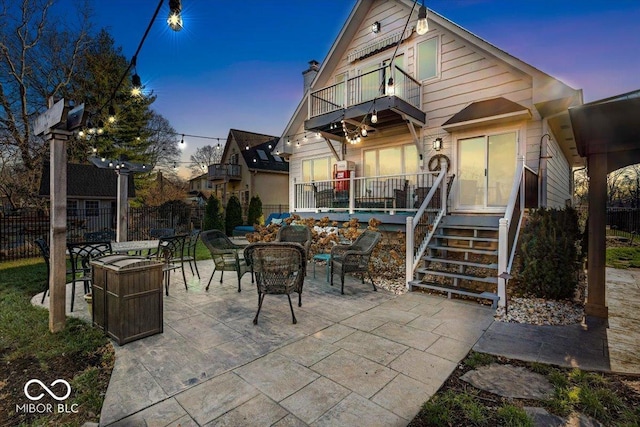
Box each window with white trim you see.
[417,37,439,81]
[302,157,337,182]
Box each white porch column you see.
[406,216,414,290]
[497,218,508,307]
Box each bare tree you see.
[189,144,224,177]
[607,167,628,206]
[0,0,91,206]
[145,110,180,170]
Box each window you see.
[417,37,438,81]
[230,153,239,164]
[68,200,78,217]
[256,149,268,161]
[363,144,418,179]
[85,200,99,217]
[302,157,336,182]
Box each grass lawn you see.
[606,246,640,269]
[410,352,640,426]
[0,257,114,426]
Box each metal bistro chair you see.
[84,230,115,242]
[155,234,188,296]
[244,242,307,325]
[35,238,51,303]
[200,230,251,293]
[182,229,201,279]
[330,230,382,295]
[275,224,312,257]
[67,241,112,311]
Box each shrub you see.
[203,195,224,231]
[516,207,583,300]
[225,195,243,236]
[247,195,263,226]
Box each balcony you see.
[305,65,425,137]
[208,163,241,182]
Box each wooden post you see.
[586,153,608,318]
[116,169,129,242]
[48,128,72,332]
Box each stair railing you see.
[405,158,448,288]
[497,156,526,307]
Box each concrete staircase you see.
[409,214,501,307]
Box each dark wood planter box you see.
[91,255,164,345]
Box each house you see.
[208,129,289,215]
[187,173,213,205]
[276,0,583,307]
[39,163,135,233]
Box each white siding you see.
[546,136,572,207]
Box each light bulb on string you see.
[371,109,378,124]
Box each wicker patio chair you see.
[275,224,312,256]
[67,241,112,311]
[154,234,188,296]
[200,229,251,292]
[330,230,382,295]
[244,242,307,325]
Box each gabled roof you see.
[39,163,135,198]
[221,129,287,173]
[243,140,289,173]
[278,0,581,152]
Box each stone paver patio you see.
[34,258,638,426]
[36,257,495,426]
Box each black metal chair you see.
[200,230,251,292]
[330,230,382,295]
[67,241,112,311]
[244,242,307,325]
[182,229,201,279]
[34,238,51,303]
[155,234,188,296]
[84,230,115,242]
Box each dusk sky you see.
[53,0,640,176]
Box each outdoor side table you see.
[91,255,163,345]
[312,253,331,282]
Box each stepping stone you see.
[524,407,604,427]
[460,364,553,400]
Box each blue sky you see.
[53,0,640,174]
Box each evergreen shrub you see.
[225,195,243,236]
[247,195,263,226]
[203,195,224,231]
[516,207,583,300]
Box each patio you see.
[34,255,495,426]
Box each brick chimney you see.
[302,60,320,92]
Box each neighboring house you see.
[187,173,212,206]
[208,129,288,214]
[39,163,135,233]
[276,0,583,307]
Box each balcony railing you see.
[208,163,241,181]
[293,171,441,214]
[309,65,421,118]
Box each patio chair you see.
[84,230,115,242]
[200,229,251,292]
[244,242,307,325]
[182,229,201,279]
[67,241,112,311]
[275,224,312,257]
[330,230,382,295]
[155,234,188,296]
[34,238,51,303]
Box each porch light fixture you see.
[433,137,442,151]
[371,109,378,124]
[167,0,183,31]
[371,21,381,33]
[416,0,429,35]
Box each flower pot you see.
[84,293,93,318]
